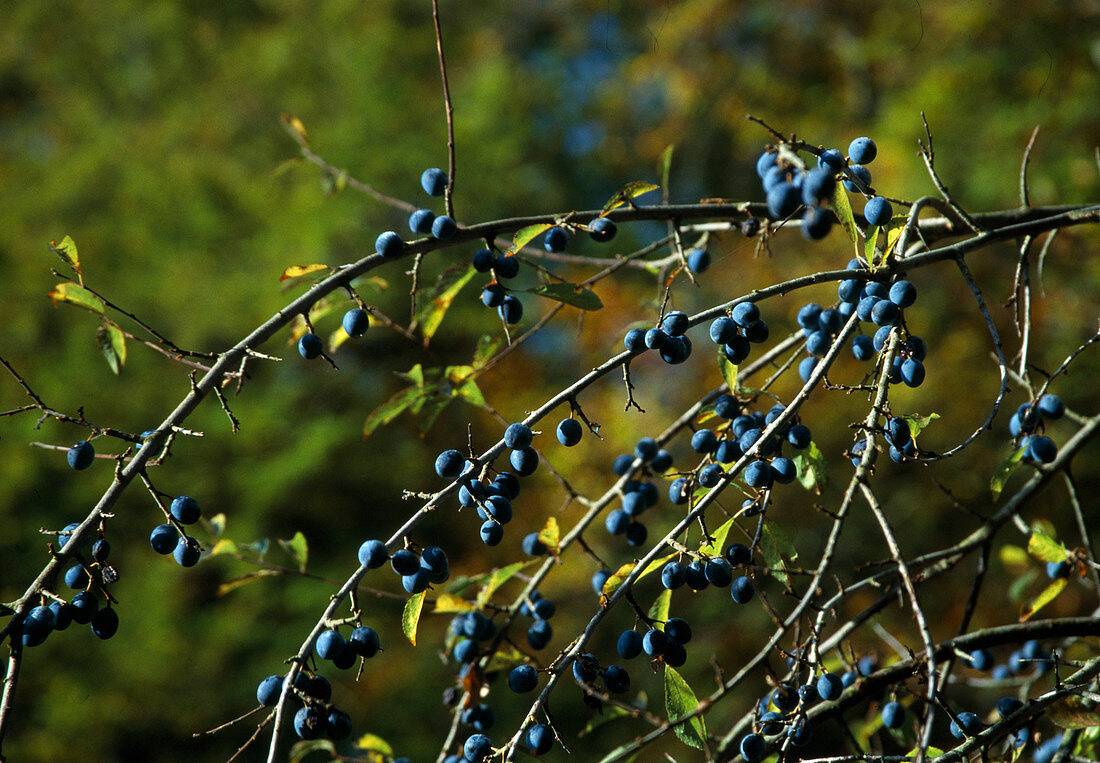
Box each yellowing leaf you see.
[216,569,279,597]
[402,590,426,645]
[209,538,238,556]
[991,446,1027,500]
[49,236,81,274]
[475,560,532,609]
[604,553,679,599]
[208,513,227,537]
[717,352,738,394]
[472,335,502,369]
[510,224,551,253]
[831,184,859,256]
[538,517,560,553]
[648,588,672,627]
[664,664,708,750]
[999,544,1031,570]
[432,593,476,614]
[602,181,660,214]
[417,266,476,344]
[279,264,331,282]
[353,733,394,756]
[281,113,310,144]
[1020,577,1067,621]
[48,282,104,314]
[698,517,735,558]
[1028,529,1067,563]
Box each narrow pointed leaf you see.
[602,181,660,214]
[417,266,477,344]
[289,740,334,763]
[475,560,532,609]
[510,224,551,253]
[95,324,123,375]
[279,264,331,282]
[991,446,1027,500]
[432,593,476,614]
[472,335,502,368]
[831,184,859,250]
[1028,529,1068,563]
[402,590,426,645]
[1021,577,1067,621]
[363,385,423,439]
[648,588,672,627]
[216,569,279,597]
[529,283,603,311]
[717,353,738,393]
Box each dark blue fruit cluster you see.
[709,302,770,366]
[660,542,756,610]
[518,589,558,650]
[604,438,673,546]
[1011,393,1063,465]
[408,168,457,241]
[316,622,383,670]
[885,416,918,463]
[621,309,696,365]
[256,671,352,741]
[475,248,524,326]
[147,495,204,568]
[446,449,527,549]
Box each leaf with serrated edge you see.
[402,590,426,645]
[602,181,660,214]
[432,593,476,614]
[698,518,735,558]
[279,264,331,282]
[511,224,551,253]
[664,664,708,750]
[278,531,308,573]
[49,283,104,314]
[216,570,279,597]
[648,588,672,627]
[538,517,560,552]
[1028,528,1068,563]
[529,283,603,311]
[1021,577,1067,621]
[475,560,532,609]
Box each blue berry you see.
[1038,394,1064,420]
[665,618,693,645]
[881,701,904,729]
[625,521,647,546]
[171,495,201,525]
[661,311,689,337]
[375,230,404,259]
[67,441,95,470]
[687,248,710,273]
[603,665,631,693]
[90,606,119,640]
[591,568,611,595]
[788,424,812,449]
[624,328,646,353]
[709,316,739,345]
[766,182,801,219]
[617,629,643,659]
[1026,435,1057,464]
[326,710,352,740]
[698,463,724,488]
[257,675,283,706]
[801,205,834,240]
[950,711,982,739]
[848,137,877,165]
[997,697,1024,719]
[479,520,503,546]
[732,302,761,328]
[526,724,553,755]
[508,664,538,693]
[358,539,388,568]
[704,558,732,587]
[420,167,447,196]
[298,333,323,359]
[589,217,617,242]
[843,164,872,193]
[798,356,818,382]
[817,673,843,701]
[293,706,322,740]
[685,559,709,591]
[463,733,492,763]
[498,295,523,324]
[744,460,773,489]
[316,630,349,661]
[724,543,751,566]
[342,308,370,337]
[801,167,837,206]
[350,626,380,658]
[864,197,893,227]
[69,591,97,624]
[900,358,925,388]
[661,561,686,590]
[889,280,917,308]
[642,628,669,657]
[504,422,533,450]
[755,151,778,178]
[64,564,88,590]
[409,208,435,234]
[543,226,570,252]
[527,620,552,649]
[771,457,796,484]
[173,537,201,567]
[819,148,845,169]
[740,733,766,762]
[691,429,718,454]
[431,215,457,240]
[730,576,755,604]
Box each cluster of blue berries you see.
[148,495,203,568]
[674,401,810,497]
[709,302,770,365]
[442,443,527,549]
[1011,393,1063,465]
[256,671,352,741]
[617,619,690,669]
[659,542,756,606]
[622,309,694,365]
[298,305,372,360]
[476,250,524,326]
[357,539,451,595]
[885,416,918,463]
[409,167,457,241]
[604,437,673,546]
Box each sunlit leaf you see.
[793,441,827,494]
[1008,567,1039,603]
[1028,528,1068,563]
[698,517,735,558]
[603,552,679,599]
[761,523,797,586]
[48,282,104,314]
[538,516,560,553]
[831,183,859,252]
[279,264,331,282]
[363,386,423,439]
[95,323,125,375]
[432,593,476,614]
[216,569,279,597]
[475,560,532,609]
[49,236,81,275]
[278,531,308,573]
[999,544,1030,570]
[354,732,394,756]
[602,181,659,214]
[402,590,426,645]
[454,378,487,409]
[1021,577,1067,621]
[416,266,477,344]
[717,352,738,394]
[529,283,603,311]
[901,412,939,438]
[659,145,675,194]
[664,664,708,750]
[209,538,238,556]
[882,218,907,263]
[472,335,502,368]
[289,739,334,763]
[1049,697,1100,728]
[648,588,672,627]
[864,225,879,261]
[208,513,227,537]
[510,224,551,253]
[484,645,527,673]
[990,446,1027,501]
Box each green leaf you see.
[529,282,603,311]
[1050,697,1100,728]
[792,441,827,494]
[510,223,551,253]
[664,664,708,750]
[289,739,335,763]
[208,513,227,537]
[416,266,477,344]
[472,335,502,368]
[1028,528,1068,563]
[216,569,279,597]
[761,523,797,586]
[475,560,532,609]
[881,218,907,264]
[604,552,679,598]
[353,732,394,755]
[602,181,660,214]
[698,517,735,558]
[278,531,308,573]
[402,590,426,645]
[864,225,880,262]
[95,323,125,375]
[717,352,738,393]
[397,363,426,387]
[483,645,528,673]
[48,282,104,314]
[244,538,270,558]
[1008,568,1039,603]
[999,544,1031,570]
[831,184,859,253]
[454,378,487,409]
[208,538,238,556]
[363,385,423,439]
[991,445,1028,500]
[1021,577,1067,621]
[49,236,81,275]
[416,395,451,433]
[900,412,940,438]
[648,588,672,627]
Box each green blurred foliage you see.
[0,1,1097,760]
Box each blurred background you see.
[0,0,1098,760]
